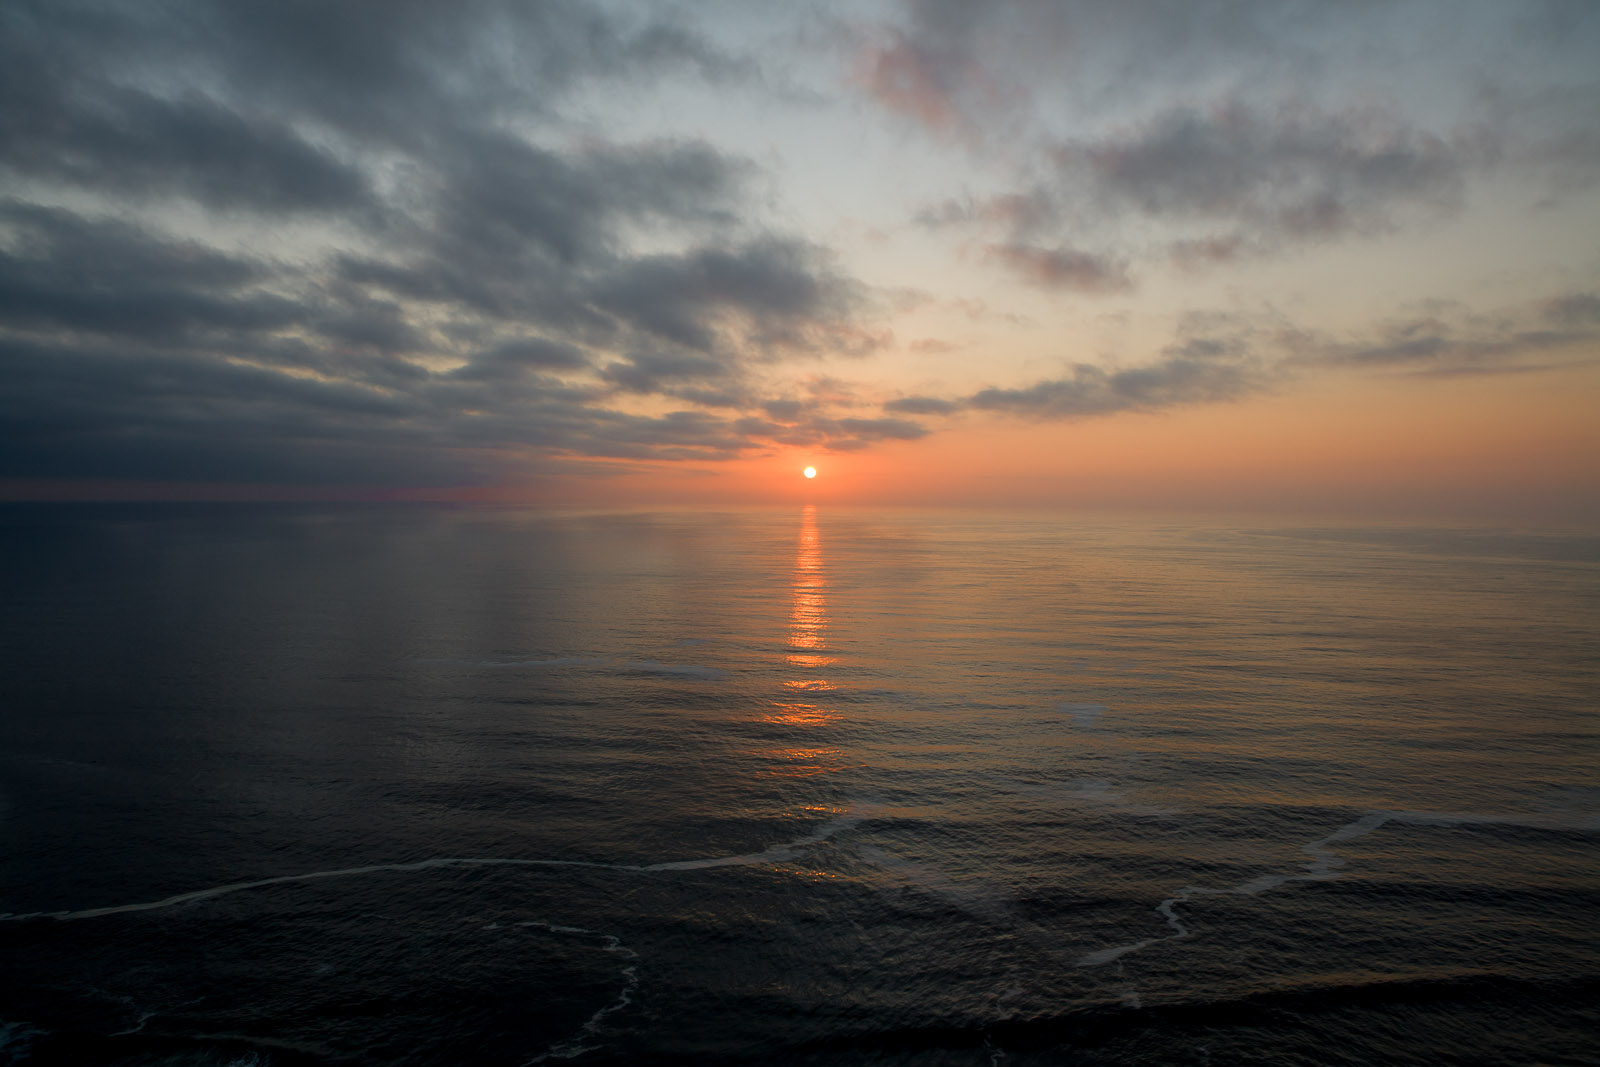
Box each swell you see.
[1076,808,1600,967]
[0,806,873,923]
[772,972,1600,1065]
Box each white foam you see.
[0,857,608,923]
[0,807,871,923]
[0,1019,44,1058]
[513,922,641,1065]
[1076,808,1599,968]
[643,807,869,871]
[109,1005,155,1037]
[0,810,871,1064]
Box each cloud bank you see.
[0,0,912,489]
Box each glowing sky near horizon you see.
[2,1,1597,518]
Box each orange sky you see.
[546,361,1600,522]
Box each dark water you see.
[2,504,1597,1066]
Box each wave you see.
[516,922,640,1064]
[780,971,1600,1064]
[0,806,873,924]
[1077,808,1600,968]
[0,806,874,1064]
[422,656,730,680]
[620,660,731,681]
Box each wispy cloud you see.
[983,242,1132,293]
[878,292,1600,422]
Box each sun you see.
[803,466,817,479]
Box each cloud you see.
[447,338,591,381]
[591,237,868,355]
[0,202,299,342]
[884,396,959,415]
[857,33,967,134]
[1070,101,1484,247]
[600,349,731,393]
[914,189,1058,232]
[918,99,1490,279]
[877,2,1597,283]
[0,0,895,488]
[852,2,1016,142]
[879,288,1600,423]
[983,242,1132,292]
[878,313,1267,421]
[1543,291,1600,326]
[969,350,1261,418]
[1305,294,1600,376]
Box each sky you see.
[2,0,1598,519]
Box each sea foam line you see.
[516,922,640,1065]
[0,808,871,924]
[1077,808,1600,968]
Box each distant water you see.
[2,504,1597,1066]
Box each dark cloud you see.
[914,189,1058,232]
[969,350,1260,418]
[1543,292,1600,326]
[0,202,300,342]
[879,2,1598,282]
[917,100,1489,279]
[880,314,1266,421]
[1307,298,1600,376]
[763,399,805,420]
[0,8,371,215]
[885,396,959,415]
[831,416,927,440]
[1,0,749,160]
[1071,102,1482,245]
[592,238,867,355]
[0,0,890,488]
[600,350,731,393]
[446,338,591,382]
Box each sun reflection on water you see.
[760,505,842,772]
[787,504,833,672]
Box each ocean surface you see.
[1,503,1597,1066]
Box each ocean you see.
[1,503,1596,1065]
